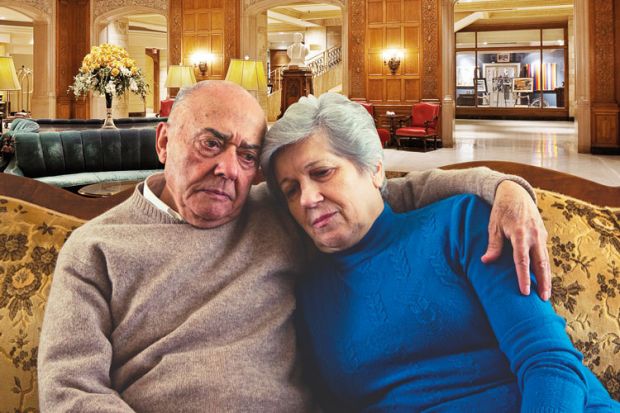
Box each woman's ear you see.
[371,161,385,189]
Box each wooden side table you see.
[78,180,141,198]
[385,113,406,146]
[279,68,314,119]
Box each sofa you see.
[30,117,167,131]
[0,161,618,411]
[3,128,163,188]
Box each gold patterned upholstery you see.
[0,187,618,411]
[0,196,84,412]
[537,189,620,400]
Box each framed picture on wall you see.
[475,78,487,93]
[456,65,475,87]
[512,77,534,92]
[496,53,510,63]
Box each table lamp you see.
[0,56,22,132]
[225,58,268,98]
[165,65,197,97]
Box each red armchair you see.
[359,102,391,147]
[159,98,175,117]
[394,102,440,151]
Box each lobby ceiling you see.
[455,0,574,29]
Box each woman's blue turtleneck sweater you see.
[296,194,617,412]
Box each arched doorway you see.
[1,2,54,118]
[92,7,168,118]
[241,0,348,97]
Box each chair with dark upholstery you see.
[394,102,440,151]
[4,128,163,187]
[359,102,391,147]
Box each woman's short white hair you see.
[261,92,386,200]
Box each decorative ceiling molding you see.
[4,0,52,17]
[93,0,168,20]
[422,0,439,99]
[348,0,364,99]
[244,0,345,12]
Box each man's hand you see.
[481,180,551,300]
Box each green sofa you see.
[4,128,163,188]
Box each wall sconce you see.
[190,52,214,77]
[383,49,404,75]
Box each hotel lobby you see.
[0,1,619,411]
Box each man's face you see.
[156,85,266,228]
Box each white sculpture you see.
[287,32,309,68]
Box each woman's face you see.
[274,130,385,253]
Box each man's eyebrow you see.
[195,128,261,151]
[194,127,231,142]
[239,142,261,151]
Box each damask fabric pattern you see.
[0,189,618,411]
[537,189,620,400]
[0,196,84,412]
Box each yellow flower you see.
[80,65,89,73]
[111,67,120,77]
[131,66,137,75]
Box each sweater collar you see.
[328,202,398,269]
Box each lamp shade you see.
[165,65,197,88]
[225,59,267,92]
[0,56,21,91]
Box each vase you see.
[102,92,117,129]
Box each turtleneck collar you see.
[328,202,399,269]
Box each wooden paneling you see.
[56,0,90,119]
[591,107,620,147]
[175,0,238,81]
[364,0,425,104]
[590,0,620,151]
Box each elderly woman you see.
[261,93,618,412]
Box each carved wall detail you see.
[168,0,182,66]
[422,0,439,99]
[56,0,90,118]
[16,0,52,16]
[592,0,616,103]
[93,0,167,20]
[349,0,365,98]
[224,0,240,71]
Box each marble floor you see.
[383,119,620,186]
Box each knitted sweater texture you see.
[296,197,618,412]
[38,167,530,412]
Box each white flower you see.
[129,78,138,92]
[121,67,131,76]
[105,81,115,95]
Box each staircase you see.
[267,46,343,121]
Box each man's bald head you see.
[154,80,267,228]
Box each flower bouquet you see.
[69,43,149,128]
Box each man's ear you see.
[155,122,169,164]
[371,160,385,189]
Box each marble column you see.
[439,0,458,148]
[30,21,55,118]
[574,0,591,153]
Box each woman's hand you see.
[481,180,551,301]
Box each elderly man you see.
[38,81,549,412]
